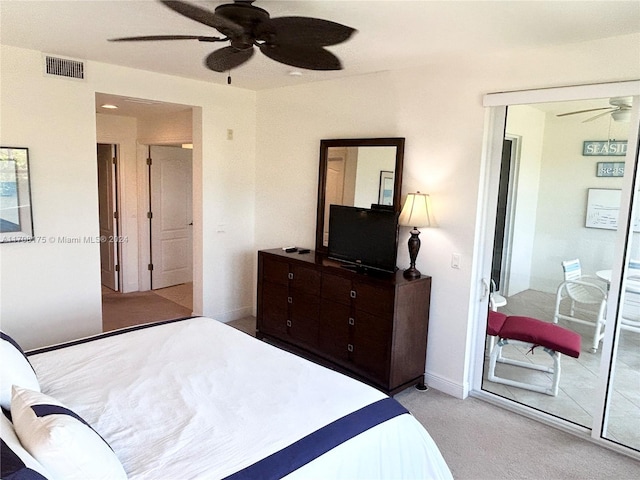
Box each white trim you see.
[468,106,507,395]
[499,135,521,297]
[423,372,467,399]
[483,80,640,107]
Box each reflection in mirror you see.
[316,138,404,254]
[482,95,639,452]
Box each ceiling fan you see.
[556,96,633,122]
[109,0,357,77]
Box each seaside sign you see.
[583,140,627,156]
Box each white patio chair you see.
[553,259,607,353]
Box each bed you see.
[2,316,453,479]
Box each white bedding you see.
[28,317,452,479]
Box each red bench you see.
[487,311,581,396]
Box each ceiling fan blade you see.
[556,107,613,117]
[160,1,243,37]
[259,44,342,70]
[583,109,617,123]
[258,17,356,46]
[109,35,221,42]
[205,46,254,72]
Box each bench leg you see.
[488,338,561,396]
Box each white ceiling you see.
[1,0,639,92]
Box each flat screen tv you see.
[328,205,399,273]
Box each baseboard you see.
[424,372,468,399]
[215,306,253,323]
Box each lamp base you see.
[403,266,422,279]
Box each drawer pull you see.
[348,317,355,326]
[350,290,357,299]
[286,320,292,327]
[347,344,354,352]
[288,272,294,280]
[287,296,292,304]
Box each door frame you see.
[469,80,640,458]
[137,144,195,293]
[97,143,122,292]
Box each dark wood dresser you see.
[256,248,431,395]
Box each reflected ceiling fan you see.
[556,96,633,122]
[109,0,356,79]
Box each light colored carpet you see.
[153,282,193,310]
[102,291,192,331]
[395,387,639,479]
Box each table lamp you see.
[398,192,434,279]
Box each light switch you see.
[451,253,461,269]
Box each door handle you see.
[481,278,490,299]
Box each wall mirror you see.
[315,137,405,255]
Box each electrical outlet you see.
[227,129,234,140]
[451,253,461,269]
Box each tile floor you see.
[483,289,639,450]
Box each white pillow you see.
[1,412,51,479]
[0,332,40,411]
[11,386,127,480]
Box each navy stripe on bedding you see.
[1,439,47,480]
[1,332,37,375]
[31,404,113,451]
[224,397,408,480]
[26,316,196,356]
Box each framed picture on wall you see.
[0,146,34,242]
[585,188,640,232]
[378,170,394,206]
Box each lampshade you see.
[399,192,434,228]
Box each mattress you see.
[25,317,452,479]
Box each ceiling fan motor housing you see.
[215,2,270,50]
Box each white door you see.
[97,143,119,291]
[149,145,193,289]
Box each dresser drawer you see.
[321,273,353,305]
[291,264,321,294]
[261,255,291,286]
[353,281,395,317]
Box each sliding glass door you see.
[475,82,640,456]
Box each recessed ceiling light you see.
[101,104,118,109]
[288,71,303,77]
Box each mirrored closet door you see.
[478,83,639,454]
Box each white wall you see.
[255,33,640,397]
[353,146,396,207]
[530,107,629,293]
[504,106,545,296]
[0,45,257,349]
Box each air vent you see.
[43,55,85,80]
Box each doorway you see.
[475,82,640,457]
[97,143,120,292]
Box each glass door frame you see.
[469,80,640,458]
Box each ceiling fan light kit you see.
[109,0,356,78]
[557,96,633,123]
